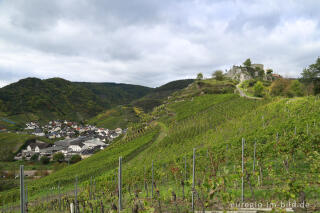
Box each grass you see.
[0,132,36,161]
[88,106,139,129]
[0,160,58,171]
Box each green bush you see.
[270,79,304,97]
[30,153,39,161]
[253,81,264,97]
[53,152,64,163]
[289,80,304,97]
[40,156,50,165]
[70,155,81,164]
[248,79,257,87]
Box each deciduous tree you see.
[212,70,224,81]
[197,73,204,80]
[243,58,252,67]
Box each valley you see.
[0,60,320,212]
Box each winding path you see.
[236,84,262,100]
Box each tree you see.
[70,155,81,164]
[255,67,265,79]
[40,156,50,165]
[243,58,252,67]
[301,57,320,81]
[301,57,320,94]
[196,73,204,80]
[253,81,264,97]
[270,78,291,96]
[289,80,304,97]
[53,152,65,163]
[212,70,224,81]
[266,69,273,75]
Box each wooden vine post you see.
[241,138,245,203]
[151,160,154,199]
[89,176,92,200]
[185,155,187,181]
[253,141,256,173]
[75,176,78,213]
[118,156,122,212]
[58,181,61,211]
[192,148,196,212]
[94,179,96,200]
[20,165,25,213]
[25,182,28,211]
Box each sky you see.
[0,0,320,88]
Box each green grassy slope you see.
[88,106,139,129]
[0,132,36,161]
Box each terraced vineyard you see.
[1,91,320,212]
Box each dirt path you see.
[236,84,262,100]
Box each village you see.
[14,120,125,162]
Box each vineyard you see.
[1,92,320,212]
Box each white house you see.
[115,128,122,134]
[26,142,50,153]
[82,138,106,149]
[33,132,45,137]
[68,145,82,152]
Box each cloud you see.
[0,0,319,87]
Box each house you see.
[68,145,82,152]
[115,128,122,134]
[82,138,107,150]
[26,141,50,153]
[272,73,282,79]
[80,146,101,159]
[17,119,125,161]
[48,133,56,139]
[33,128,45,137]
[39,146,66,158]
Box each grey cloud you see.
[0,0,320,87]
[5,0,61,31]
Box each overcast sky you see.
[0,0,320,88]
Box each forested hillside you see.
[132,79,194,112]
[0,78,152,126]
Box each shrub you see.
[40,156,50,165]
[248,79,257,87]
[70,155,81,164]
[289,80,304,97]
[270,79,304,97]
[30,153,39,161]
[253,81,264,97]
[270,78,291,96]
[53,152,65,163]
